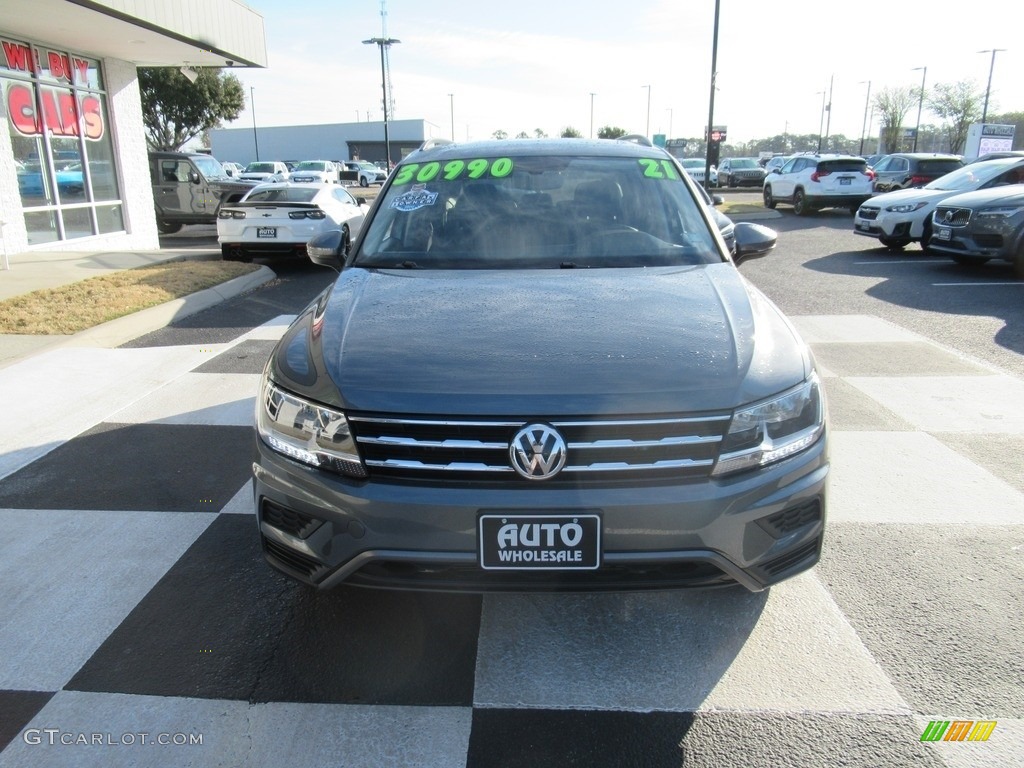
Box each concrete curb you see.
[0,265,276,368]
[729,210,783,222]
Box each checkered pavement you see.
[0,314,1020,767]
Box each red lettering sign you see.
[47,50,72,82]
[5,83,104,140]
[2,40,33,73]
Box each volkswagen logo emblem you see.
[510,424,567,481]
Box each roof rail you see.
[616,134,654,147]
[419,138,454,152]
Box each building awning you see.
[0,0,267,68]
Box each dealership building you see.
[0,0,267,257]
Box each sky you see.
[223,0,1023,146]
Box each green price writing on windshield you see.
[393,157,514,185]
[638,159,681,180]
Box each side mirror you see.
[307,230,346,270]
[732,222,777,266]
[771,168,782,175]
[189,171,201,184]
[711,194,724,206]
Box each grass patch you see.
[719,200,769,214]
[0,260,261,335]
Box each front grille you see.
[754,537,821,579]
[933,207,971,227]
[758,500,822,538]
[261,498,323,539]
[858,206,879,220]
[349,413,731,483]
[349,559,735,591]
[262,536,326,580]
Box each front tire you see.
[359,176,369,188]
[879,236,911,252]
[763,186,776,209]
[920,219,936,254]
[157,220,182,234]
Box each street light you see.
[250,86,259,161]
[704,0,721,190]
[642,85,651,138]
[912,66,927,152]
[979,49,1006,124]
[666,107,673,140]
[589,92,596,139]
[362,36,401,168]
[448,93,454,141]
[816,91,826,152]
[858,80,871,155]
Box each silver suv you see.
[253,138,829,593]
[763,153,874,215]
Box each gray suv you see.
[253,138,829,592]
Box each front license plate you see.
[936,227,951,241]
[257,227,277,238]
[839,177,852,185]
[479,514,601,570]
[855,222,870,231]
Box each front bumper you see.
[854,209,927,240]
[252,433,829,593]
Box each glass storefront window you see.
[3,36,122,242]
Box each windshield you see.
[355,154,722,270]
[679,159,704,169]
[244,187,319,203]
[193,155,228,179]
[731,159,759,169]
[295,161,329,171]
[245,163,277,173]
[927,160,1024,191]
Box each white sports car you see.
[217,182,366,261]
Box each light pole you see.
[448,93,454,141]
[858,80,871,155]
[704,0,720,190]
[642,85,651,138]
[666,107,673,140]
[912,66,927,151]
[250,86,259,161]
[979,49,1006,124]
[362,36,401,168]
[589,92,596,139]
[823,74,834,149]
[816,91,826,152]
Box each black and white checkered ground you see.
[0,313,1021,767]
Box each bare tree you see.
[928,81,984,154]
[874,86,917,154]
[492,129,508,140]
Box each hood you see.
[936,185,1024,209]
[866,187,952,206]
[288,265,810,416]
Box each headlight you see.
[257,379,367,478]
[711,375,825,477]
[977,206,1024,218]
[884,202,928,213]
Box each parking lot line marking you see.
[853,260,939,265]
[931,282,1024,287]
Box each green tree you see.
[874,86,917,153]
[515,131,530,139]
[139,67,245,151]
[597,125,627,139]
[928,81,984,154]
[533,128,548,139]
[492,129,508,140]
[561,126,583,138]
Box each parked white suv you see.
[763,154,874,215]
[288,160,339,184]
